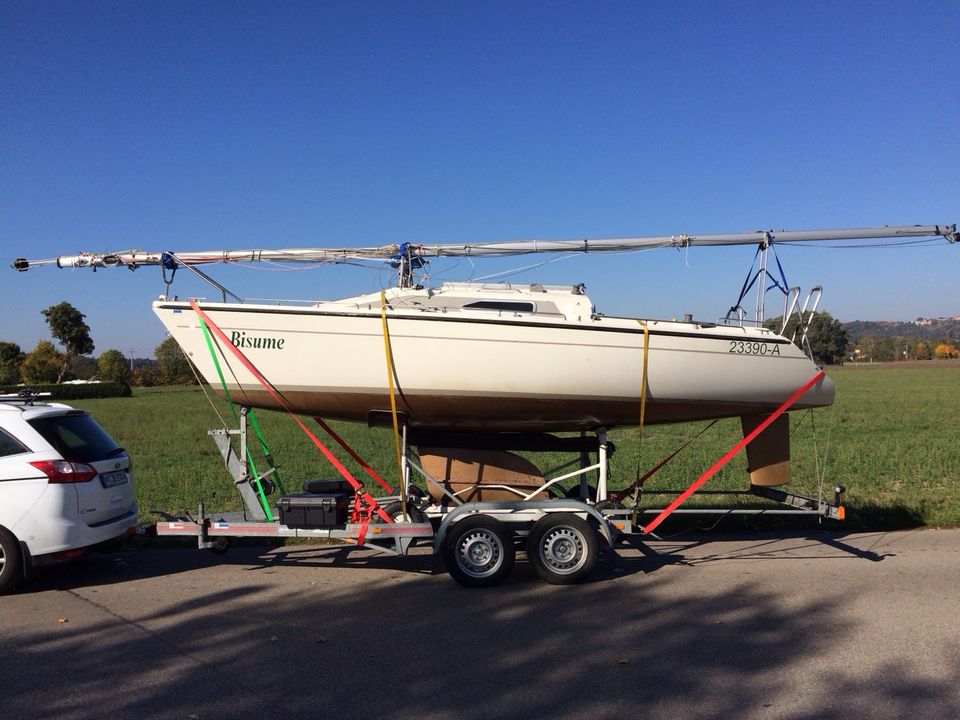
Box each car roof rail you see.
[0,389,53,405]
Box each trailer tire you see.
[375,500,427,524]
[526,513,598,585]
[209,538,229,555]
[595,499,626,512]
[0,527,23,594]
[444,516,514,588]
[564,484,597,502]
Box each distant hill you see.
[844,318,960,341]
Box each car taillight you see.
[29,460,98,483]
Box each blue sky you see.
[2,1,958,359]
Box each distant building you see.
[914,316,956,326]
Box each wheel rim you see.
[456,529,504,579]
[537,526,587,575]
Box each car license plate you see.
[100,470,128,488]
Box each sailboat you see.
[14,224,955,431]
[151,280,833,432]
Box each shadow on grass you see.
[843,502,928,530]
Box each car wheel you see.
[0,527,23,594]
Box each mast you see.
[11,223,957,273]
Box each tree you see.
[767,311,849,365]
[912,340,932,361]
[70,355,99,380]
[19,341,63,384]
[855,334,896,363]
[98,349,131,385]
[155,337,194,384]
[0,342,24,385]
[934,343,959,359]
[41,302,94,382]
[131,364,161,387]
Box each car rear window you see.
[0,427,29,457]
[28,413,122,463]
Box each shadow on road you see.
[4,530,956,719]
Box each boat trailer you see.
[153,395,845,587]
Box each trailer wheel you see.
[526,513,598,585]
[595,499,626,512]
[564,484,597,501]
[375,500,427,524]
[209,538,229,555]
[444,516,514,588]
[0,527,23,594]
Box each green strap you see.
[198,317,275,521]
[247,408,286,494]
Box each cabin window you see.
[461,300,535,313]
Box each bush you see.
[0,382,132,400]
[98,349,132,385]
[132,365,162,387]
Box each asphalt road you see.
[2,529,958,720]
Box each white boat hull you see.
[153,294,834,432]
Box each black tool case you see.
[279,492,351,528]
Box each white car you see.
[0,395,138,593]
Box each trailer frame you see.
[153,402,844,586]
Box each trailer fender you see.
[432,500,616,555]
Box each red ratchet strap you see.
[189,301,392,534]
[313,417,394,494]
[642,370,826,535]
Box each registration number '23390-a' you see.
[729,340,781,356]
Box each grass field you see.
[76,361,960,531]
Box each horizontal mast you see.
[11,223,957,271]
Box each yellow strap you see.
[637,320,650,433]
[380,291,408,521]
[632,320,651,527]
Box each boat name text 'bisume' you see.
[230,331,286,350]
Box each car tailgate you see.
[75,456,136,526]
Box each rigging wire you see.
[812,405,837,524]
[185,347,229,428]
[470,251,580,282]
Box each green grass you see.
[77,361,960,530]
